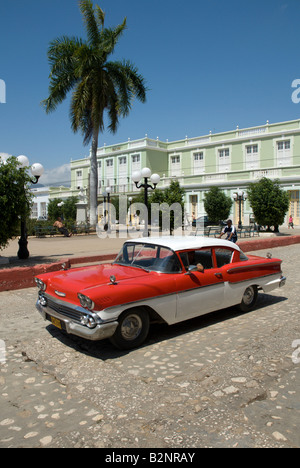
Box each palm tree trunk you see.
[89,128,99,227]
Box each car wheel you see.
[238,286,258,312]
[109,308,150,350]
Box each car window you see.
[180,248,213,270]
[239,251,249,262]
[114,243,181,273]
[214,248,233,267]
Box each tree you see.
[204,186,233,224]
[247,177,289,232]
[149,180,185,233]
[0,157,33,250]
[42,0,147,226]
[48,196,79,222]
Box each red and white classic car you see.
[35,237,286,350]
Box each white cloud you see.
[41,163,71,187]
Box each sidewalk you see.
[0,226,299,267]
[0,234,125,268]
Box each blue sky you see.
[1,0,300,185]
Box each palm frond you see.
[99,17,127,56]
[95,5,105,29]
[79,0,101,47]
[42,36,83,113]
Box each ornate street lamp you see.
[17,155,44,259]
[233,190,247,229]
[132,167,160,236]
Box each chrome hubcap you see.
[121,314,143,341]
[243,286,255,305]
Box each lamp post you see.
[132,167,160,236]
[17,155,44,260]
[233,190,247,229]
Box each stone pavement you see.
[0,244,299,448]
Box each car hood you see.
[39,263,150,305]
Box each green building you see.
[51,118,300,226]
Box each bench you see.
[71,224,91,235]
[34,226,58,237]
[237,226,260,238]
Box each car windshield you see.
[114,243,182,273]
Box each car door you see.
[175,248,225,321]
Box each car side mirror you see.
[185,264,204,275]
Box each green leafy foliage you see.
[47,196,79,222]
[204,186,233,224]
[0,157,33,250]
[247,178,289,231]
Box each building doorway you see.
[189,195,198,221]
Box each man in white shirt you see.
[219,219,238,243]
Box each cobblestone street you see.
[0,244,299,448]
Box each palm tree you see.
[42,0,147,226]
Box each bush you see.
[0,157,33,250]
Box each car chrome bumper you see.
[261,275,287,293]
[36,297,118,342]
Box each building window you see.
[132,154,140,164]
[31,203,38,219]
[119,156,127,165]
[106,159,113,167]
[193,152,204,174]
[40,202,47,219]
[170,155,181,176]
[276,139,291,166]
[245,144,259,170]
[76,170,83,189]
[218,148,230,172]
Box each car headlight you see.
[35,278,46,291]
[78,293,95,310]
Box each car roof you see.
[126,236,241,253]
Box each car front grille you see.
[44,295,83,324]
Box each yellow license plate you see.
[50,316,62,329]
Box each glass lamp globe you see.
[150,173,160,185]
[17,155,30,168]
[132,170,142,183]
[31,163,44,178]
[141,167,151,179]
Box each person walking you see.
[288,215,294,229]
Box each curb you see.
[0,254,116,292]
[237,234,300,252]
[1,236,300,292]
